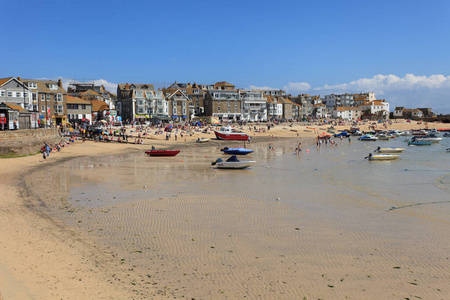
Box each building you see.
[266,96,283,120]
[21,78,67,127]
[358,99,390,119]
[204,89,241,122]
[0,102,32,130]
[68,83,117,110]
[162,82,205,117]
[332,106,362,120]
[164,89,190,122]
[117,83,156,122]
[240,90,267,122]
[0,77,32,110]
[66,96,92,125]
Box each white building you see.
[332,106,362,120]
[240,90,267,122]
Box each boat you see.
[196,137,210,143]
[359,135,378,141]
[374,147,405,153]
[410,129,427,136]
[220,147,254,155]
[214,126,249,140]
[211,155,256,169]
[145,149,180,156]
[365,153,400,161]
[447,148,450,152]
[411,134,442,143]
[376,134,392,140]
[444,132,450,137]
[408,141,432,146]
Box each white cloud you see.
[62,78,118,93]
[282,82,311,93]
[41,77,118,93]
[311,74,450,114]
[247,85,278,90]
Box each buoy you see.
[306,149,309,152]
[181,160,183,162]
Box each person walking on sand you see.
[296,142,302,155]
[45,141,50,157]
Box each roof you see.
[372,100,386,105]
[214,81,235,87]
[395,106,405,110]
[80,89,101,96]
[66,96,91,104]
[21,79,66,94]
[91,100,109,112]
[0,77,13,86]
[2,102,30,113]
[336,106,361,111]
[118,83,155,90]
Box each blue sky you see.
[2,0,450,112]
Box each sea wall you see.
[0,129,62,155]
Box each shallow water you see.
[27,136,450,299]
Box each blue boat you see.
[220,147,254,155]
[408,141,432,146]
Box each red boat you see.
[438,128,450,132]
[145,149,180,156]
[214,126,249,141]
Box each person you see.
[296,142,302,155]
[269,143,272,149]
[45,141,50,157]
[348,137,351,144]
[41,145,46,159]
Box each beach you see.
[1,120,450,299]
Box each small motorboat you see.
[365,153,400,161]
[408,141,432,146]
[446,148,450,152]
[376,134,392,140]
[145,149,180,156]
[196,137,210,143]
[212,155,256,169]
[220,147,254,155]
[359,135,378,141]
[374,147,405,153]
[444,132,450,137]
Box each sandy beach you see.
[1,120,450,299]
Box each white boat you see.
[365,153,400,161]
[374,147,405,153]
[412,134,442,143]
[214,126,249,140]
[212,155,256,169]
[196,137,210,143]
[359,135,378,141]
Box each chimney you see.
[125,83,130,89]
[17,76,21,81]
[58,79,63,88]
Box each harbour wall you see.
[0,129,62,156]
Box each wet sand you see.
[1,120,450,299]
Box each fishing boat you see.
[408,141,432,146]
[196,137,210,143]
[145,149,180,156]
[374,147,405,153]
[359,135,378,141]
[220,147,254,155]
[365,153,400,161]
[214,126,249,140]
[211,155,256,169]
[410,129,427,136]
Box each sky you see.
[1,0,450,113]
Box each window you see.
[0,91,5,97]
[32,93,37,101]
[82,104,86,109]
[56,94,62,102]
[48,84,58,90]
[28,82,37,89]
[8,92,12,97]
[41,105,45,112]
[46,94,51,100]
[41,94,45,101]
[217,107,221,111]
[33,105,38,111]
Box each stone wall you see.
[0,129,63,155]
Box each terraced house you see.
[204,89,241,122]
[21,78,67,127]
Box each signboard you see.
[0,117,6,124]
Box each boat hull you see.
[369,154,400,160]
[214,131,249,140]
[408,142,432,146]
[216,161,256,169]
[222,148,254,155]
[145,150,180,156]
[378,148,405,153]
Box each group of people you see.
[40,139,73,160]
